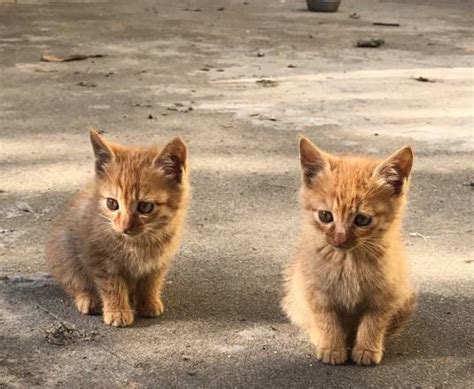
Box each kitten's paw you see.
[103,309,134,327]
[74,294,101,315]
[316,348,348,365]
[136,298,165,318]
[351,347,383,365]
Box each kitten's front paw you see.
[103,309,134,327]
[316,348,348,365]
[75,294,101,315]
[136,298,165,318]
[351,346,383,365]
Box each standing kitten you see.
[282,136,416,365]
[46,129,190,327]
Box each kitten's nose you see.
[120,219,134,235]
[122,226,133,235]
[333,232,348,247]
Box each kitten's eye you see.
[137,201,154,214]
[318,211,333,224]
[354,214,372,227]
[106,198,119,211]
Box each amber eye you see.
[137,201,154,214]
[318,210,333,224]
[106,198,119,211]
[354,213,372,227]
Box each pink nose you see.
[333,232,348,247]
[119,218,133,234]
[122,224,133,234]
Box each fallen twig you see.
[41,54,106,63]
[413,76,435,83]
[409,232,427,239]
[372,22,400,27]
[35,68,58,73]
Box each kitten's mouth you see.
[121,230,141,238]
[329,242,357,251]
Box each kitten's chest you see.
[318,252,381,312]
[121,245,162,277]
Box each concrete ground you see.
[0,0,473,387]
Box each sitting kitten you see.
[282,136,416,365]
[46,129,190,327]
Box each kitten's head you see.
[90,129,189,239]
[299,136,413,251]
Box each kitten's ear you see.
[374,146,414,196]
[299,136,328,186]
[90,129,114,176]
[155,137,187,184]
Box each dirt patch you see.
[45,322,97,346]
[356,38,385,48]
[256,79,279,87]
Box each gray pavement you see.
[0,0,473,387]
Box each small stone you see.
[17,202,34,213]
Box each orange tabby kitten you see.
[282,136,416,365]
[46,129,190,327]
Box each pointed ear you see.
[374,146,413,196]
[299,136,328,186]
[155,137,187,184]
[89,128,114,176]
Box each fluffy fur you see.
[46,129,190,327]
[282,136,416,365]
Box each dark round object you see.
[318,211,334,224]
[306,0,341,12]
[137,201,154,214]
[354,213,372,227]
[106,198,119,211]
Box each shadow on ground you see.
[1,275,472,387]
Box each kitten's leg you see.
[96,275,134,327]
[74,291,101,315]
[387,292,417,336]
[352,309,390,365]
[47,237,101,315]
[135,270,166,318]
[309,309,348,365]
